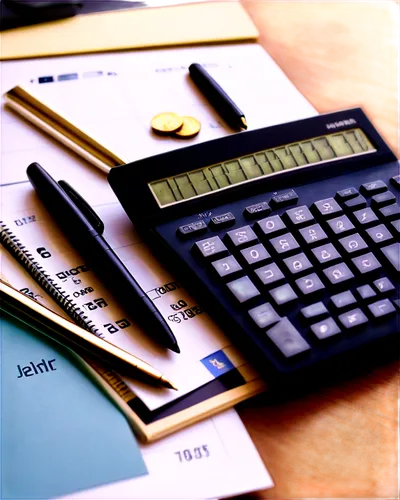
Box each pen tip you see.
[170,343,180,354]
[160,376,179,391]
[240,117,248,129]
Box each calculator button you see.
[209,212,235,229]
[338,308,368,330]
[240,244,271,267]
[269,233,300,256]
[338,233,368,255]
[243,201,271,219]
[311,243,341,266]
[326,215,355,236]
[270,189,298,208]
[371,191,396,208]
[351,252,382,276]
[282,253,313,276]
[335,187,359,203]
[177,220,207,239]
[193,236,228,260]
[356,285,377,302]
[367,299,396,319]
[365,224,394,246]
[391,220,400,239]
[352,207,379,228]
[323,263,354,286]
[269,283,298,307]
[381,243,400,273]
[300,302,329,322]
[379,203,400,221]
[225,225,258,248]
[393,299,400,311]
[373,277,395,295]
[360,180,387,196]
[312,198,342,219]
[248,303,280,329]
[254,262,285,288]
[298,223,328,247]
[344,195,367,211]
[226,276,260,303]
[329,290,357,311]
[390,175,400,190]
[295,273,325,297]
[212,256,242,280]
[255,215,286,237]
[310,317,341,340]
[266,318,311,358]
[284,205,314,228]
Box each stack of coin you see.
[151,112,201,138]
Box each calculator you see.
[109,108,400,387]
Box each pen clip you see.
[58,180,105,234]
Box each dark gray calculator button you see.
[368,299,396,319]
[298,223,328,246]
[266,318,311,358]
[373,277,395,295]
[371,191,396,208]
[256,215,286,237]
[323,263,354,286]
[177,220,207,238]
[226,276,260,303]
[356,285,377,302]
[360,180,387,196]
[209,212,235,229]
[365,224,394,246]
[335,187,359,202]
[352,207,379,228]
[338,308,368,330]
[390,175,400,190]
[243,202,271,219]
[300,302,329,321]
[255,262,285,287]
[269,233,300,256]
[284,205,314,228]
[212,256,242,280]
[311,243,341,266]
[270,189,298,208]
[312,197,343,219]
[338,233,368,255]
[351,252,382,275]
[248,303,280,329]
[295,273,325,296]
[391,220,400,239]
[225,225,258,248]
[283,253,313,276]
[379,203,400,221]
[240,244,271,267]
[344,195,367,211]
[381,243,400,273]
[393,299,400,311]
[269,283,298,307]
[327,215,355,236]
[193,236,228,260]
[330,290,357,311]
[310,317,341,340]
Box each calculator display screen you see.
[149,128,375,207]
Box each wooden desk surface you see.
[237,1,399,498]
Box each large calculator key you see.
[177,220,207,239]
[284,205,314,228]
[255,215,286,237]
[338,233,368,255]
[356,285,377,302]
[391,220,400,239]
[270,189,298,209]
[209,212,235,230]
[311,243,341,266]
[266,318,311,358]
[248,303,280,329]
[371,191,396,209]
[312,197,342,219]
[212,256,242,281]
[295,273,325,297]
[240,244,271,267]
[270,283,298,307]
[335,187,359,203]
[298,223,328,247]
[344,195,367,211]
[193,236,228,260]
[226,276,260,304]
[352,207,379,228]
[323,263,354,286]
[283,253,313,276]
[351,252,382,276]
[225,225,258,248]
[338,308,368,331]
[330,290,357,311]
[300,302,329,322]
[365,224,394,246]
[390,175,400,190]
[269,233,300,256]
[254,262,285,288]
[326,215,355,236]
[368,299,396,319]
[310,317,341,340]
[243,201,271,219]
[360,180,387,196]
[379,203,400,221]
[381,243,400,273]
[373,277,396,295]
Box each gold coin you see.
[174,116,201,138]
[151,112,183,133]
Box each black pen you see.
[189,62,247,130]
[26,162,180,354]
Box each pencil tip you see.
[240,116,248,129]
[161,376,178,391]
